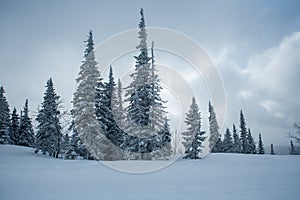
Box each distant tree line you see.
[211,110,278,155]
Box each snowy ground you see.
[1,145,300,200]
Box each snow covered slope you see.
[1,145,300,200]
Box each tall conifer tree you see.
[240,110,248,154]
[223,128,234,153]
[19,99,35,147]
[208,101,220,151]
[247,128,256,154]
[10,108,20,145]
[73,31,110,160]
[182,97,204,154]
[232,124,241,153]
[72,31,100,137]
[125,8,152,128]
[258,133,265,154]
[35,78,62,158]
[0,86,11,144]
[270,144,275,155]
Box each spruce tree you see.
[124,9,167,134]
[0,86,11,144]
[35,78,62,158]
[10,108,20,145]
[270,144,275,155]
[95,73,121,160]
[208,101,220,151]
[122,9,168,160]
[239,110,248,154]
[104,66,124,160]
[18,99,35,147]
[247,128,256,154]
[73,31,108,160]
[182,97,202,153]
[223,128,234,153]
[232,124,241,153]
[258,133,265,154]
[290,140,296,155]
[125,8,152,128]
[95,78,111,131]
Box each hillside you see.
[1,145,300,200]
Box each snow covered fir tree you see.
[258,133,265,154]
[72,30,115,160]
[232,124,241,153]
[208,101,220,151]
[35,78,62,158]
[18,99,35,147]
[10,107,19,145]
[122,9,170,159]
[240,110,248,154]
[182,97,206,159]
[0,86,11,144]
[223,128,234,153]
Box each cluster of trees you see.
[0,8,173,161]
[181,98,221,159]
[34,78,92,159]
[0,80,91,159]
[73,8,171,160]
[211,110,276,155]
[0,87,35,147]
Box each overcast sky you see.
[1,0,300,146]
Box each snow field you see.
[1,145,300,200]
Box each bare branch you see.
[287,123,300,145]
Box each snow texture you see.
[1,145,300,200]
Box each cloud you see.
[216,31,300,145]
[238,90,255,100]
[245,31,300,124]
[245,32,300,95]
